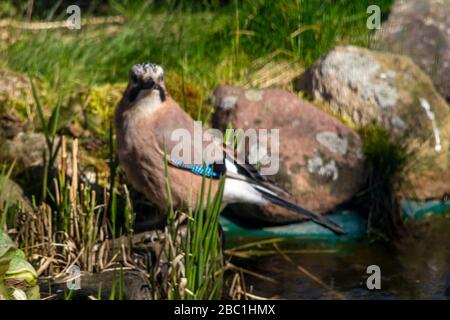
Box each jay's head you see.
[127,63,165,103]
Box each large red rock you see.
[211,85,364,225]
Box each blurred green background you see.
[1,0,394,98]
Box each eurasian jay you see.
[115,63,344,235]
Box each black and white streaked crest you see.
[128,62,165,102]
[130,62,164,84]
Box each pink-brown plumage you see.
[115,63,344,235]
[115,85,219,212]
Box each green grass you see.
[357,126,411,240]
[4,9,232,99]
[235,0,394,65]
[152,154,225,300]
[183,176,225,299]
[2,0,394,107]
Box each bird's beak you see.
[140,79,155,90]
[128,79,163,103]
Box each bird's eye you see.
[159,75,164,82]
[131,73,138,83]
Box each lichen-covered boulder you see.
[212,85,364,224]
[61,83,125,143]
[0,70,36,139]
[374,0,450,102]
[0,70,34,119]
[295,46,450,199]
[0,177,33,213]
[0,132,48,171]
[0,69,53,133]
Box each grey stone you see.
[374,0,450,102]
[295,45,450,199]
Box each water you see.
[226,215,450,299]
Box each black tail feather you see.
[255,186,345,235]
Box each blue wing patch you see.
[172,160,218,178]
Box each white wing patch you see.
[224,157,239,174]
[223,179,267,205]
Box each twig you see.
[0,16,125,30]
[238,290,270,300]
[226,262,278,284]
[225,238,285,253]
[273,243,346,300]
